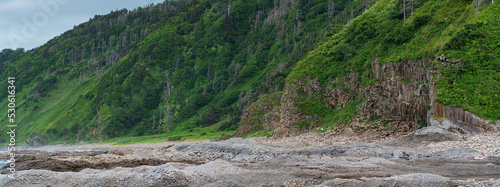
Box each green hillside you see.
[289,0,499,120]
[1,0,499,145]
[0,0,372,144]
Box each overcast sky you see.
[0,0,165,50]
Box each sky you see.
[0,0,165,50]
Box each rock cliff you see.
[241,57,497,138]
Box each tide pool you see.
[0,159,10,179]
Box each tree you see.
[165,107,173,132]
[158,108,162,129]
[327,0,335,19]
[404,0,406,22]
[203,105,221,127]
[410,0,420,17]
[476,0,479,15]
[402,0,419,22]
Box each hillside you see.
[0,0,372,144]
[0,0,499,145]
[236,0,500,138]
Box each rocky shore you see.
[1,123,499,187]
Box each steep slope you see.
[2,0,497,145]
[0,2,183,144]
[0,0,373,144]
[266,0,499,137]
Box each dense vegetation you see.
[0,0,372,144]
[0,0,498,145]
[288,0,500,129]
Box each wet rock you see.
[0,149,169,174]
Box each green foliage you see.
[435,4,500,121]
[203,105,221,127]
[2,0,497,145]
[1,0,371,144]
[239,58,258,78]
[296,120,312,131]
[297,96,332,117]
[320,99,361,129]
[288,0,500,124]
[242,129,274,138]
[167,136,184,141]
[104,124,235,145]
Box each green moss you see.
[243,130,274,138]
[320,99,361,129]
[296,120,311,131]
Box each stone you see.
[2,135,500,186]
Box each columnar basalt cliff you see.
[273,55,497,137]
[361,58,433,123]
[275,58,435,137]
[266,0,500,138]
[274,76,325,137]
[434,103,495,133]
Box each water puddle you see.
[0,160,11,179]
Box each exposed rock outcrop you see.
[21,133,51,148]
[275,78,320,137]
[276,58,435,137]
[274,57,496,137]
[434,103,495,133]
[359,58,433,123]
[233,93,282,137]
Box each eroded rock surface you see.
[1,130,500,186]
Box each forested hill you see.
[1,0,499,145]
[0,0,372,144]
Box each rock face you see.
[434,102,495,133]
[275,78,320,137]
[276,58,435,137]
[21,134,51,148]
[274,57,496,137]
[361,58,433,123]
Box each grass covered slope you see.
[286,0,500,129]
[0,4,177,144]
[0,0,373,144]
[1,0,497,145]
